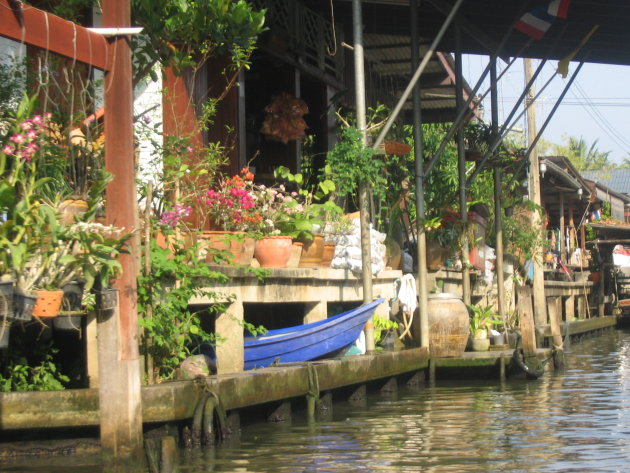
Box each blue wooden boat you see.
[243,298,384,370]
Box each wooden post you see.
[559,193,565,263]
[100,0,144,465]
[351,0,375,352]
[524,58,547,327]
[516,286,538,354]
[547,296,565,369]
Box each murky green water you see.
[5,329,630,472]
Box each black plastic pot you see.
[54,282,85,331]
[0,280,15,321]
[13,291,37,322]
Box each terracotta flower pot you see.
[299,234,325,267]
[198,231,246,264]
[254,235,293,268]
[320,242,336,267]
[32,290,64,318]
[58,199,88,225]
[287,242,304,268]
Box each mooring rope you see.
[306,362,320,402]
[190,382,229,447]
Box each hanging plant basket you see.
[32,290,65,318]
[54,282,86,331]
[95,288,118,311]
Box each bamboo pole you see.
[411,0,429,348]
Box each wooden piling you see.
[547,296,565,370]
[100,0,144,463]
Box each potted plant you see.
[463,121,493,162]
[200,168,261,265]
[467,304,501,351]
[422,216,457,270]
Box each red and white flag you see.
[515,0,572,40]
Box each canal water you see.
[4,328,630,472]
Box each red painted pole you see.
[103,0,139,361]
[100,0,144,464]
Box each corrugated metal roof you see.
[583,169,630,195]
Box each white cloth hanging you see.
[396,274,417,340]
[397,273,418,315]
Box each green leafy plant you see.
[467,304,501,339]
[137,237,228,382]
[131,0,266,84]
[502,200,546,272]
[325,126,386,209]
[0,349,69,392]
[273,165,342,242]
[373,314,399,347]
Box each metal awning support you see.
[468,25,571,186]
[411,0,429,348]
[466,59,547,185]
[423,19,521,176]
[455,23,471,306]
[372,0,463,151]
[352,0,375,352]
[498,60,586,195]
[490,56,506,329]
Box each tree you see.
[552,134,612,171]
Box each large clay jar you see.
[299,234,325,267]
[254,235,293,268]
[427,293,469,357]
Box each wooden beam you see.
[0,0,110,71]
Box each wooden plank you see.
[516,286,537,356]
[0,0,110,70]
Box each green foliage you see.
[467,304,501,335]
[552,134,612,171]
[274,165,342,241]
[325,126,386,208]
[0,348,69,392]
[137,237,229,381]
[373,315,399,346]
[131,0,266,83]
[502,200,546,268]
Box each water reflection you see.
[186,330,630,473]
[4,330,630,473]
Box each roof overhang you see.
[331,0,630,66]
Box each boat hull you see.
[243,298,384,370]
